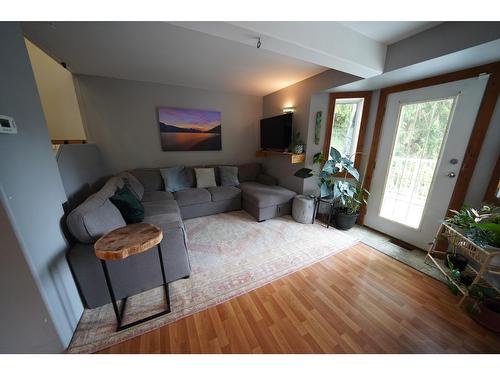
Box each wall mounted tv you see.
[260,113,293,151]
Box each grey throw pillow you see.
[160,166,194,192]
[219,166,239,187]
[195,168,217,188]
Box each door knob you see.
[448,172,456,178]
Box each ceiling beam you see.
[170,22,386,78]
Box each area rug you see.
[67,210,358,353]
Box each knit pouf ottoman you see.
[292,195,316,224]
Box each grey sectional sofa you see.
[66,163,296,308]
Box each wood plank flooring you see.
[97,243,500,353]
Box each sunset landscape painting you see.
[158,107,222,151]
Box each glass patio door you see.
[364,77,488,249]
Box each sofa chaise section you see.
[239,181,296,221]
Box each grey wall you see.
[0,22,83,352]
[56,143,111,211]
[75,75,263,174]
[262,69,361,192]
[385,22,500,73]
[0,192,62,353]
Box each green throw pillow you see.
[109,184,144,224]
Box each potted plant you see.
[289,131,305,154]
[336,183,370,230]
[449,271,500,333]
[294,146,369,230]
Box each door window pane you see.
[379,97,456,229]
[329,98,364,162]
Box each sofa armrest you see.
[257,173,278,186]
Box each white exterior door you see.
[364,76,488,249]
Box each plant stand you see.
[424,222,500,306]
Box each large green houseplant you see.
[294,146,369,229]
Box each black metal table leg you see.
[327,202,333,228]
[156,243,171,314]
[100,259,122,325]
[100,244,171,332]
[312,198,319,224]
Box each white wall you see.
[0,22,83,352]
[464,96,500,207]
[24,38,86,141]
[75,75,263,173]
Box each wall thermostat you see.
[0,115,17,134]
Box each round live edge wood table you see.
[94,223,171,331]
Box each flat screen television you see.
[260,113,293,150]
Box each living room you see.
[1,1,500,372]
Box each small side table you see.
[313,197,335,228]
[94,223,170,331]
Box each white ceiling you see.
[340,21,442,45]
[22,22,328,96]
[22,21,444,96]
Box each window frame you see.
[323,91,372,176]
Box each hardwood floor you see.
[97,243,500,354]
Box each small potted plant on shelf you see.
[294,146,369,230]
[289,131,305,155]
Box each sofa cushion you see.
[239,182,296,208]
[143,200,184,228]
[129,168,164,192]
[195,168,217,188]
[238,163,261,182]
[141,190,174,202]
[109,185,145,224]
[67,176,127,243]
[118,171,144,199]
[173,188,212,207]
[219,166,240,187]
[256,173,278,186]
[160,166,195,193]
[206,186,241,202]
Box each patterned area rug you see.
[67,210,358,353]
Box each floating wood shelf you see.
[255,150,305,164]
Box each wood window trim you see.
[484,154,500,205]
[323,91,372,177]
[358,61,500,225]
